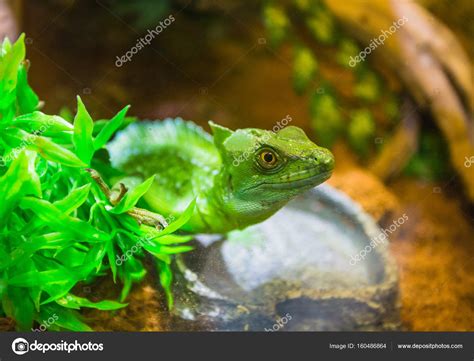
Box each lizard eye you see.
[257,149,278,169]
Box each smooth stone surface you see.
[169,184,400,331]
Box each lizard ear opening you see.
[209,121,234,147]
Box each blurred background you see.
[1,0,473,331]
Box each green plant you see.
[0,35,194,331]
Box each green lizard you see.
[107,118,334,233]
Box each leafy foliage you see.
[263,4,290,47]
[262,0,399,158]
[293,46,317,95]
[310,89,343,148]
[0,35,193,331]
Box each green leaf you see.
[83,243,108,272]
[29,232,74,249]
[8,268,78,288]
[157,260,173,309]
[119,257,147,301]
[57,294,127,310]
[21,181,89,236]
[25,150,42,197]
[106,240,118,282]
[30,288,42,312]
[55,247,88,268]
[1,239,46,272]
[148,199,196,238]
[0,34,25,103]
[110,176,155,214]
[123,257,146,282]
[93,116,137,136]
[3,128,87,167]
[1,36,12,52]
[120,277,132,302]
[93,105,130,150]
[153,234,193,245]
[16,62,40,114]
[40,304,92,331]
[0,150,41,222]
[42,280,84,305]
[9,266,83,305]
[53,183,91,214]
[145,245,193,256]
[14,111,73,133]
[19,197,110,241]
[0,232,81,273]
[2,287,35,330]
[73,96,94,164]
[20,261,96,305]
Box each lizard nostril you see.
[325,156,335,168]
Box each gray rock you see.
[169,184,400,331]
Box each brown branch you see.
[324,0,474,201]
[85,168,168,229]
[369,100,420,180]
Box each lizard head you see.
[210,121,334,225]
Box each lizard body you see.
[107,118,334,233]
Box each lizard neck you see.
[188,171,239,234]
[187,169,285,234]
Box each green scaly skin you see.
[107,118,334,233]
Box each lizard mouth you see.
[269,170,333,189]
[249,168,333,190]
